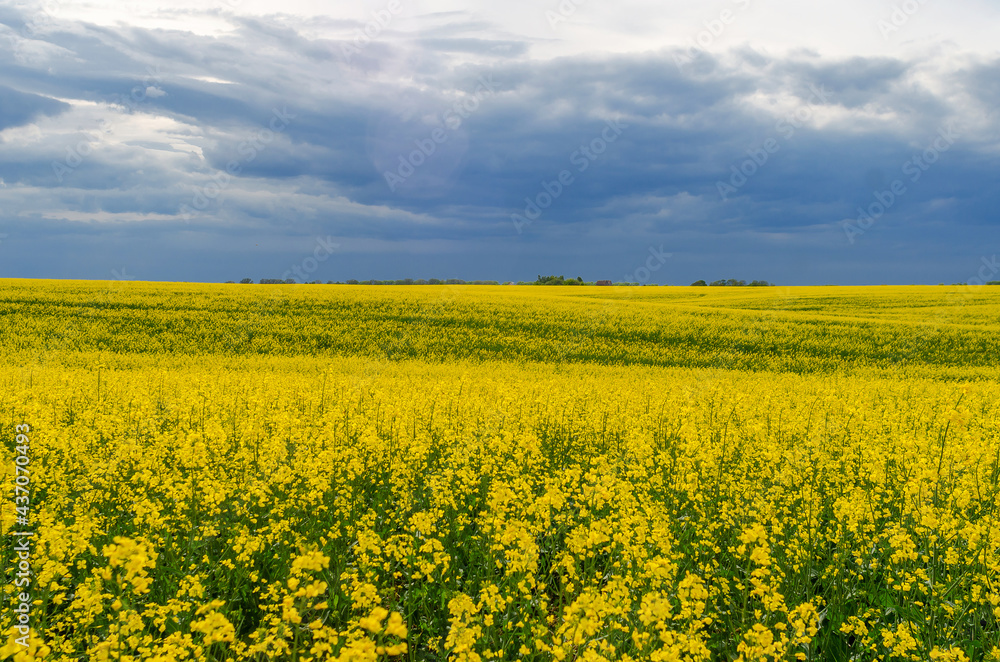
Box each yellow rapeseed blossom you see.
[1,281,999,660]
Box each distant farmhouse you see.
[596,280,612,286]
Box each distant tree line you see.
[222,278,1000,286]
[345,279,501,285]
[223,276,779,286]
[690,279,775,287]
[523,275,657,286]
[226,278,502,285]
[533,275,585,285]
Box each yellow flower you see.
[384,611,408,639]
[359,606,389,633]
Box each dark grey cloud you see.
[781,56,908,107]
[0,4,997,285]
[0,84,69,130]
[962,57,1000,109]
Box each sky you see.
[0,0,998,285]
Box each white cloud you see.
[183,75,238,85]
[14,0,999,61]
[37,210,178,223]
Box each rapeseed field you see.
[2,281,999,661]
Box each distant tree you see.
[284,278,295,284]
[428,278,442,285]
[691,280,707,286]
[240,278,253,284]
[535,274,584,285]
[701,278,774,287]
[224,280,235,283]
